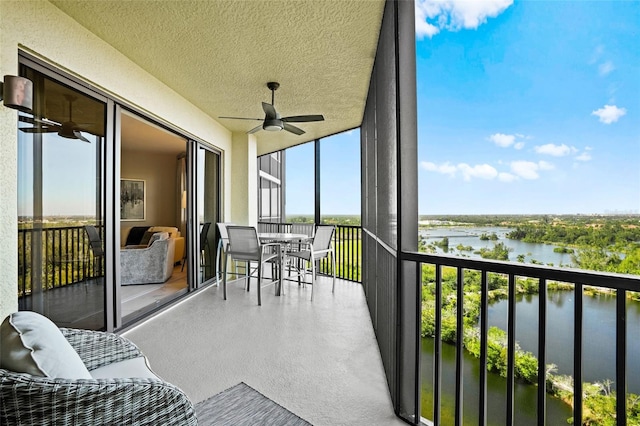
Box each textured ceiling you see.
[49,0,385,155]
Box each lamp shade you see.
[2,75,33,112]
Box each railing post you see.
[537,278,547,426]
[454,267,464,426]
[479,270,488,426]
[507,274,516,425]
[573,283,583,425]
[433,264,442,426]
[617,289,627,426]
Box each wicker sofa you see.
[0,313,197,426]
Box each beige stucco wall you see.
[0,0,245,321]
[121,149,179,233]
[231,132,258,226]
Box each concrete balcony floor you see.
[122,274,405,426]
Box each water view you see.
[418,217,640,424]
[421,226,575,266]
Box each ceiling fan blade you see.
[283,122,305,135]
[262,102,277,120]
[218,116,263,121]
[74,131,91,143]
[247,124,263,134]
[282,114,325,123]
[20,126,60,134]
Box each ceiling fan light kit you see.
[263,118,283,132]
[219,82,324,135]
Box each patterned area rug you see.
[195,382,312,426]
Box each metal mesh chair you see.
[287,225,336,301]
[0,328,197,426]
[223,226,281,305]
[215,222,234,286]
[83,225,104,278]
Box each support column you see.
[230,132,258,226]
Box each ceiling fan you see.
[19,94,91,142]
[219,82,324,135]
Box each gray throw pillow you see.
[0,311,92,379]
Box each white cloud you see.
[534,143,576,157]
[422,159,553,182]
[458,163,498,181]
[415,0,513,39]
[421,161,497,180]
[576,152,592,162]
[510,160,553,180]
[599,61,615,76]
[488,133,515,147]
[420,161,457,176]
[488,132,528,149]
[538,161,554,171]
[498,172,517,182]
[592,104,627,124]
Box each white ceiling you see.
[49,0,385,155]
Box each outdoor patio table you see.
[258,233,310,296]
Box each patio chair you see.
[223,226,281,305]
[287,224,336,301]
[215,222,235,286]
[0,311,196,426]
[84,225,104,281]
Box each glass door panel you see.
[196,146,220,285]
[17,66,106,330]
[118,111,189,325]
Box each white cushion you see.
[89,356,160,380]
[0,311,92,379]
[148,226,179,238]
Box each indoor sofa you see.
[120,232,175,285]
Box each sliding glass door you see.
[194,145,220,286]
[17,63,107,330]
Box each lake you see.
[421,289,640,424]
[420,226,574,266]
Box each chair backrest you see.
[84,225,104,257]
[312,225,335,252]
[226,226,260,258]
[216,222,234,245]
[291,223,315,238]
[200,222,211,248]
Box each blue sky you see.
[288,0,640,216]
[415,0,640,215]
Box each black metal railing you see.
[403,252,640,426]
[258,222,362,283]
[18,225,104,297]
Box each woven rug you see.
[195,382,312,426]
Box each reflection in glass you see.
[17,66,106,330]
[197,146,220,285]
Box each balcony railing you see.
[18,225,104,297]
[258,222,362,283]
[403,251,640,426]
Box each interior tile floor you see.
[122,275,405,426]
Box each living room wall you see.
[121,149,178,240]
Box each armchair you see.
[0,312,196,426]
[120,232,175,285]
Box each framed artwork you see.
[121,179,145,221]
